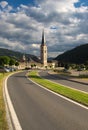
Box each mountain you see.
[48,57,54,62]
[0,48,40,63]
[55,44,88,64]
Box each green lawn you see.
[29,71,88,107]
[0,73,9,130]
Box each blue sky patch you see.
[4,0,35,7]
[74,0,88,8]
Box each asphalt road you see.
[7,71,88,130]
[39,71,88,93]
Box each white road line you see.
[44,77,88,94]
[38,73,88,94]
[4,74,22,130]
[28,77,88,110]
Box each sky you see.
[0,0,88,57]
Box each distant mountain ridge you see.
[0,48,40,63]
[55,43,88,64]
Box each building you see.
[40,29,47,66]
[22,54,26,62]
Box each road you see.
[7,71,88,130]
[39,71,88,93]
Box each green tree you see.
[80,64,85,69]
[0,56,10,66]
[64,63,70,70]
[15,61,19,66]
[70,64,76,69]
[45,66,47,69]
[31,64,34,68]
[0,57,4,66]
[9,58,16,66]
[85,61,88,70]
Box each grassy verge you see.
[0,73,9,130]
[29,71,88,107]
[79,74,88,78]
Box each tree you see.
[80,64,85,69]
[0,57,4,66]
[0,56,10,66]
[9,58,16,66]
[64,63,70,70]
[85,61,88,70]
[45,66,47,69]
[31,64,34,68]
[70,64,76,69]
[15,61,19,66]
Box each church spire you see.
[41,29,46,45]
[40,29,47,66]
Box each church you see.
[40,29,47,67]
[20,29,56,69]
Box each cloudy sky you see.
[0,0,88,57]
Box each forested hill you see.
[55,44,88,64]
[0,48,40,62]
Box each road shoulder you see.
[3,73,22,130]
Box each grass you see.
[79,74,88,78]
[0,70,22,130]
[29,71,88,107]
[0,72,9,130]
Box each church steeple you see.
[42,29,46,45]
[40,29,47,66]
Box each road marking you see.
[4,74,22,130]
[44,77,88,94]
[38,72,88,94]
[28,77,88,110]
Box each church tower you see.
[40,29,47,66]
[22,54,26,62]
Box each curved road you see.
[39,71,88,93]
[7,71,88,130]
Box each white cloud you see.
[76,34,88,40]
[0,0,88,57]
[36,0,79,13]
[0,1,8,8]
[32,43,40,48]
[0,1,13,13]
